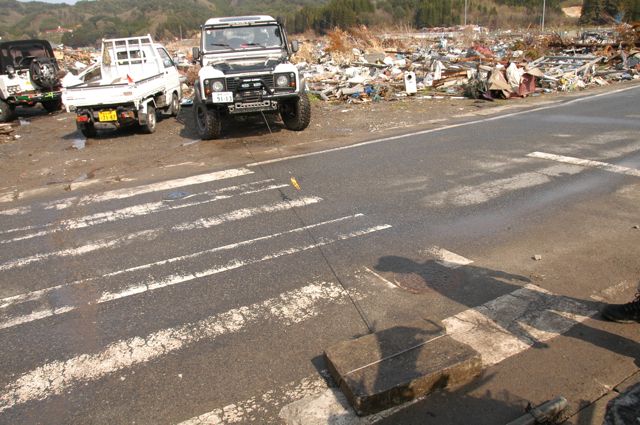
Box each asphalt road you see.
[1,84,639,424]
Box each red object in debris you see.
[518,73,537,97]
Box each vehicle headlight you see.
[203,79,225,96]
[275,73,296,89]
[276,75,289,87]
[212,80,224,92]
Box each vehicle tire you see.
[140,105,157,134]
[0,99,16,123]
[194,102,221,140]
[168,93,180,117]
[42,98,62,113]
[280,93,311,131]
[77,122,97,138]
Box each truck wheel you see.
[77,122,97,138]
[168,93,180,117]
[140,105,157,134]
[0,99,16,123]
[280,93,311,131]
[42,99,62,113]
[194,103,221,140]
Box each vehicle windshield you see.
[204,25,284,52]
[1,42,51,68]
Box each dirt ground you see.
[0,83,634,203]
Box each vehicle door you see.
[156,47,181,95]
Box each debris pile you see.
[291,25,640,103]
[0,123,17,143]
[54,25,639,103]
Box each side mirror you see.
[290,40,299,53]
[5,65,15,77]
[192,47,200,62]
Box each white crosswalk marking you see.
[0,180,288,244]
[0,281,355,414]
[0,215,365,311]
[278,284,600,425]
[0,221,390,330]
[426,164,584,207]
[443,284,596,366]
[0,168,254,215]
[527,151,640,177]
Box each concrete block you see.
[324,319,482,416]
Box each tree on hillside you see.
[580,0,609,23]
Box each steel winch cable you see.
[237,113,374,334]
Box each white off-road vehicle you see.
[0,39,63,122]
[191,15,310,139]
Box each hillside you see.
[2,0,636,47]
[0,0,324,45]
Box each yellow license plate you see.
[98,110,117,122]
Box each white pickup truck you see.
[63,35,181,137]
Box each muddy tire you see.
[168,93,180,117]
[42,99,62,113]
[77,122,97,138]
[0,99,15,123]
[280,93,311,131]
[140,105,157,134]
[194,102,221,140]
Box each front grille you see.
[226,74,274,92]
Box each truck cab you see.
[191,15,311,139]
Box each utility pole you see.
[541,0,546,32]
[464,0,468,26]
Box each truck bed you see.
[63,73,165,109]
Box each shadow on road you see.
[314,256,640,424]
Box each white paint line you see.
[98,225,391,303]
[0,215,364,310]
[425,164,584,207]
[280,387,413,425]
[590,280,638,302]
[282,284,599,424]
[422,246,473,269]
[527,151,640,178]
[247,85,640,167]
[1,192,311,248]
[0,206,31,216]
[0,281,353,414]
[443,283,596,366]
[0,230,160,272]
[172,197,322,231]
[0,192,14,203]
[362,267,397,289]
[4,168,252,213]
[0,180,285,240]
[73,168,254,207]
[178,375,330,425]
[0,221,388,330]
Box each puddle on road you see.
[164,190,190,201]
[71,137,86,150]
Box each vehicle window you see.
[6,43,49,67]
[116,49,146,65]
[156,48,175,68]
[204,24,284,52]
